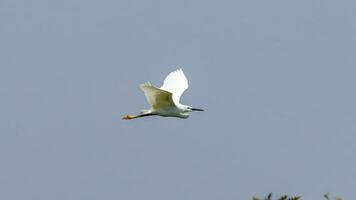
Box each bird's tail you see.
[140,109,150,114]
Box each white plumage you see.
[123,68,204,120]
[160,68,188,105]
[140,82,175,109]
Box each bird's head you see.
[183,105,204,112]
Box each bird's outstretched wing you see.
[160,68,188,104]
[140,82,175,109]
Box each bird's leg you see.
[122,113,157,120]
[122,115,137,120]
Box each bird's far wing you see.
[160,68,188,105]
[140,82,175,109]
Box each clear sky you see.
[1,0,355,200]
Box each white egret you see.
[122,68,204,120]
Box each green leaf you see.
[278,195,288,200]
[288,196,301,200]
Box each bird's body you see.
[143,106,189,119]
[123,68,203,120]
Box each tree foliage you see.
[252,193,343,200]
[252,193,300,200]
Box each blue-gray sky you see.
[1,0,355,200]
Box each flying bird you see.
[122,68,204,120]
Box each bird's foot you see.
[122,115,135,120]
